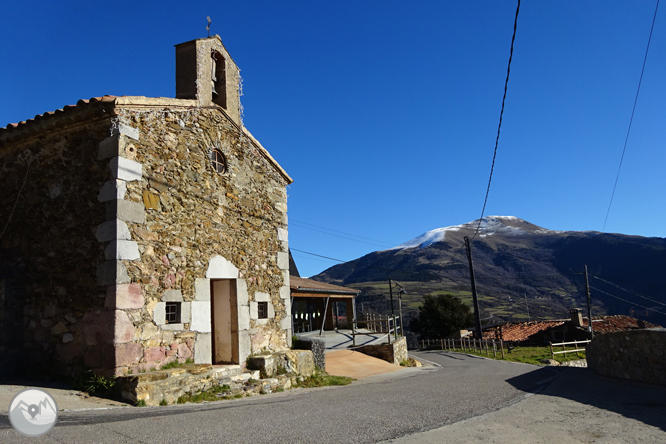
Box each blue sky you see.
[1,1,664,278]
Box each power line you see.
[590,285,666,317]
[590,274,666,307]
[289,221,394,248]
[602,0,660,232]
[472,0,521,240]
[290,219,397,247]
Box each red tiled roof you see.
[484,315,661,342]
[484,320,566,342]
[584,315,660,334]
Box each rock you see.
[51,322,68,335]
[541,359,560,366]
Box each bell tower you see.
[175,35,241,125]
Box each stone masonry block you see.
[115,343,143,367]
[109,156,142,182]
[268,302,275,319]
[105,240,140,260]
[194,333,212,364]
[105,283,144,309]
[95,219,132,243]
[107,199,145,224]
[162,290,183,302]
[237,305,250,331]
[277,252,289,271]
[280,314,292,331]
[98,180,127,202]
[116,123,140,140]
[279,285,290,300]
[206,255,239,279]
[162,323,184,331]
[238,330,251,364]
[154,302,166,325]
[236,279,248,306]
[277,227,288,242]
[254,291,270,302]
[114,310,135,344]
[249,302,258,320]
[97,260,130,286]
[190,301,211,332]
[194,278,210,301]
[181,301,191,324]
[98,134,125,160]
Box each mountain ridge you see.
[311,216,666,326]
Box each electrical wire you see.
[590,274,666,307]
[289,219,397,247]
[472,0,521,241]
[602,0,661,232]
[590,285,666,317]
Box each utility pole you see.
[464,236,483,340]
[584,265,593,338]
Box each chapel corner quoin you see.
[0,35,294,379]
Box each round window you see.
[210,149,227,174]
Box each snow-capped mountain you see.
[312,216,666,325]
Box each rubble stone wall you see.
[0,102,292,378]
[0,119,111,378]
[108,105,291,375]
[356,337,408,365]
[587,328,666,386]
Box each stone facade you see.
[587,328,666,386]
[355,337,408,365]
[0,36,293,378]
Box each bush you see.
[72,370,117,397]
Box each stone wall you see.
[110,103,291,376]
[587,328,666,386]
[356,337,408,365]
[0,115,111,378]
[292,337,325,370]
[0,98,293,378]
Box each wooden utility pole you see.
[464,236,483,340]
[584,265,593,338]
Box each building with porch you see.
[290,277,360,333]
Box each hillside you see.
[311,216,666,327]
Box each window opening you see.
[258,302,268,319]
[210,149,227,174]
[165,302,181,324]
[211,51,227,108]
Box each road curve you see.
[0,351,555,443]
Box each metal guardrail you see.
[350,314,401,346]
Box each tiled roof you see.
[584,315,660,334]
[484,320,566,342]
[290,276,360,295]
[484,315,661,342]
[1,96,118,133]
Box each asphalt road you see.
[1,351,552,443]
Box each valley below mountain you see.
[311,216,666,329]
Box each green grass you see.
[448,345,586,366]
[72,370,117,396]
[177,384,232,404]
[295,371,354,388]
[160,358,194,370]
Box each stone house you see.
[0,36,294,378]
